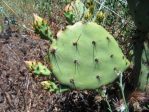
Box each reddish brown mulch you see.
[0,32,53,112]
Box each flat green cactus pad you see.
[139,42,149,90]
[50,21,130,89]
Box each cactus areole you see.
[49,21,130,90]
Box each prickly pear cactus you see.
[64,0,105,24]
[49,21,130,89]
[139,42,149,90]
[127,0,149,90]
[25,61,51,76]
[64,0,86,23]
[95,11,106,24]
[33,14,52,41]
[127,0,149,32]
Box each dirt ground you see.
[0,32,104,112]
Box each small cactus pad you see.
[139,42,149,90]
[64,0,86,23]
[50,21,130,89]
[127,0,149,31]
[25,61,51,76]
[33,14,52,41]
